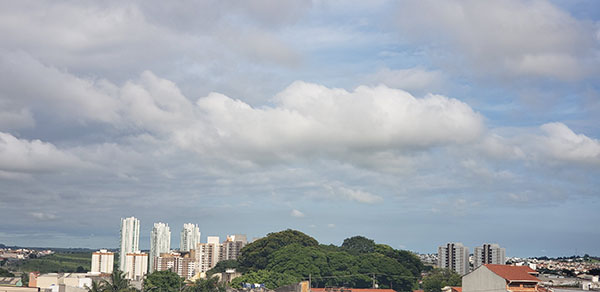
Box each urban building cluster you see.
[0,248,53,261]
[110,216,248,281]
[438,242,506,275]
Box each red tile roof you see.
[311,288,396,292]
[450,287,462,292]
[484,264,540,282]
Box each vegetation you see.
[233,229,423,291]
[238,229,319,271]
[185,277,226,292]
[144,270,185,292]
[10,251,91,273]
[0,268,15,276]
[422,269,461,292]
[101,270,136,292]
[206,260,239,277]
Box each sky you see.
[1,0,599,258]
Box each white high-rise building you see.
[473,243,506,267]
[180,223,201,252]
[120,217,140,273]
[438,242,470,275]
[91,249,114,274]
[150,222,171,272]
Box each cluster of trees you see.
[209,230,425,291]
[420,269,461,292]
[86,270,225,292]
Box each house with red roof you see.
[462,264,541,292]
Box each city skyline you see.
[0,1,599,258]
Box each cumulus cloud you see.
[537,122,600,164]
[394,0,599,81]
[479,123,600,166]
[0,132,84,173]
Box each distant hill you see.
[9,251,92,273]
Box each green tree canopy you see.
[341,236,376,255]
[206,260,239,277]
[238,229,319,271]
[185,277,225,292]
[422,269,461,292]
[144,270,185,292]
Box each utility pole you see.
[309,274,312,288]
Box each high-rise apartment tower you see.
[150,222,171,272]
[180,223,201,252]
[473,243,506,267]
[119,217,140,273]
[438,242,470,275]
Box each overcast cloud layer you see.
[1,0,599,257]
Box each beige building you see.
[32,273,95,292]
[463,264,540,292]
[194,235,247,274]
[154,252,197,279]
[125,252,148,281]
[91,249,114,275]
[222,235,247,261]
[196,239,220,274]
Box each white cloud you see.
[291,209,305,217]
[479,123,600,166]
[394,0,599,81]
[0,132,84,173]
[324,184,383,204]
[537,122,600,164]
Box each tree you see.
[206,260,239,277]
[21,273,29,287]
[422,269,461,292]
[144,270,185,292]
[185,277,225,292]
[102,270,133,292]
[341,236,376,255]
[0,268,15,277]
[76,266,88,273]
[238,229,319,271]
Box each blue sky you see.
[1,0,599,258]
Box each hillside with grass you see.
[10,252,92,273]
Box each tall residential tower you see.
[149,222,171,272]
[119,217,140,273]
[438,242,470,275]
[473,243,506,267]
[180,223,201,252]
